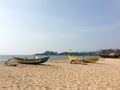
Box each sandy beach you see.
[0,58,120,90]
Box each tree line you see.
[35,49,120,56]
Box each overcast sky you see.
[0,0,120,55]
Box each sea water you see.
[0,55,99,62]
[0,55,68,62]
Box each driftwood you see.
[5,62,17,67]
[4,58,17,67]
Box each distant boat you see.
[13,57,49,64]
[68,55,99,63]
[99,54,120,58]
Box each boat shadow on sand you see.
[26,63,54,66]
[4,62,54,67]
[87,61,110,66]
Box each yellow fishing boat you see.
[68,55,99,63]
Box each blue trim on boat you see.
[14,57,49,64]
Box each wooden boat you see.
[68,55,99,63]
[99,54,120,58]
[82,57,99,63]
[13,57,49,64]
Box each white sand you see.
[0,58,120,90]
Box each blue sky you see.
[0,0,120,55]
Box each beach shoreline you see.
[0,59,120,90]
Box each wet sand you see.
[0,58,120,90]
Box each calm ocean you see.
[0,55,68,62]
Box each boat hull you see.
[14,57,49,64]
[83,58,99,63]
